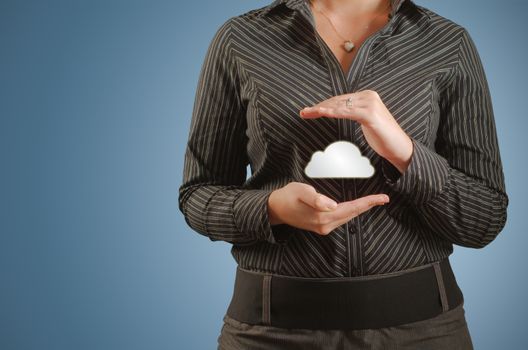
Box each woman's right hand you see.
[267,182,389,236]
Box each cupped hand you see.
[267,182,389,236]
[299,90,413,174]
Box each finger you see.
[323,194,389,224]
[336,104,369,123]
[314,194,338,211]
[313,193,389,226]
[301,105,361,120]
[340,194,390,219]
[299,105,335,119]
[300,94,359,118]
[297,187,338,211]
[301,100,371,120]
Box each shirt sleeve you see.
[379,28,509,249]
[178,18,288,246]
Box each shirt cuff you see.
[232,189,292,245]
[380,137,450,205]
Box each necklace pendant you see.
[344,40,355,52]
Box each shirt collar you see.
[258,0,409,19]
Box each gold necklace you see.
[310,0,392,53]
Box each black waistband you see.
[226,257,464,330]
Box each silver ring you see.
[345,97,354,108]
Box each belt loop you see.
[432,261,449,312]
[262,274,272,325]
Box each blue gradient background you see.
[0,0,525,349]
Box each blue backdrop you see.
[1,0,526,349]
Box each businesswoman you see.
[178,0,509,348]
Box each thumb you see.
[297,186,338,211]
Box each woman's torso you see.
[227,0,463,278]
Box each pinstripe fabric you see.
[178,0,509,277]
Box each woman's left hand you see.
[299,90,413,174]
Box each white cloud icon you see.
[304,141,375,178]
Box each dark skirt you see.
[217,301,473,349]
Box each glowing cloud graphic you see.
[304,141,375,178]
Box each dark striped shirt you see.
[178,0,509,277]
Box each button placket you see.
[295,0,399,277]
